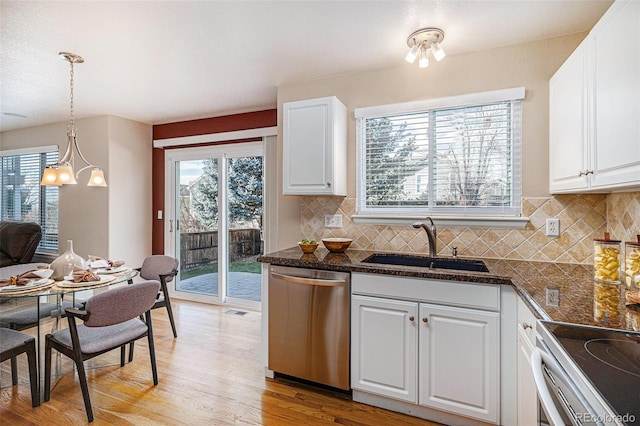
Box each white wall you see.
[107,116,152,267]
[0,115,152,265]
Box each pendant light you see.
[40,52,107,187]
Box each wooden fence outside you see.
[179,228,262,271]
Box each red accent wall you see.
[151,109,277,254]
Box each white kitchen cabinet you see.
[549,0,640,193]
[588,0,640,190]
[351,295,418,403]
[282,96,347,195]
[516,296,538,426]
[549,39,589,192]
[351,273,501,424]
[419,303,500,423]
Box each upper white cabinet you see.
[282,96,347,195]
[549,39,589,192]
[549,0,640,193]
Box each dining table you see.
[0,263,139,396]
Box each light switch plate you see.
[325,214,343,228]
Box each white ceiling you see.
[0,0,612,132]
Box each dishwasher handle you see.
[270,271,348,287]
[531,347,569,426]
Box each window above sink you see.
[354,87,525,219]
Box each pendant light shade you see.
[40,166,61,186]
[40,52,107,187]
[88,168,107,187]
[55,163,77,185]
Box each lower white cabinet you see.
[516,296,539,426]
[351,295,418,402]
[419,303,499,423]
[352,291,500,424]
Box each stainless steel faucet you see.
[413,218,437,256]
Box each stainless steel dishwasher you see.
[268,265,350,390]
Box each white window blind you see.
[356,88,523,217]
[0,147,59,252]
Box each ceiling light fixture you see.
[405,28,446,68]
[41,52,107,187]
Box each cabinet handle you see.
[326,181,332,187]
[586,170,594,175]
[578,170,585,177]
[422,317,428,323]
[523,322,532,330]
[409,316,415,322]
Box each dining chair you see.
[43,280,161,422]
[0,328,40,407]
[134,255,179,338]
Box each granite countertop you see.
[258,247,640,334]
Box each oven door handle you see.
[531,347,568,426]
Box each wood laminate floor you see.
[0,299,442,425]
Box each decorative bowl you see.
[322,238,353,253]
[298,241,319,254]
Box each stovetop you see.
[541,321,640,424]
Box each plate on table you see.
[56,275,116,288]
[0,278,55,294]
[96,266,128,275]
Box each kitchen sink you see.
[362,253,490,273]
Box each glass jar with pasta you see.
[624,235,640,290]
[594,281,622,326]
[593,233,622,283]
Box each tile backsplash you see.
[300,192,640,265]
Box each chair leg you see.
[25,339,40,407]
[120,345,125,367]
[145,311,159,386]
[128,342,135,363]
[43,338,52,402]
[75,359,94,422]
[163,292,178,338]
[10,357,18,386]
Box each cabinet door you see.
[549,39,589,193]
[419,303,500,423]
[351,295,418,403]
[282,96,347,195]
[589,0,640,189]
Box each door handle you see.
[531,348,567,426]
[169,219,173,233]
[270,271,347,287]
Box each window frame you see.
[355,88,526,226]
[0,145,59,253]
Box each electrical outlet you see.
[546,288,560,306]
[325,214,343,228]
[545,218,560,236]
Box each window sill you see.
[351,215,530,229]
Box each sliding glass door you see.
[165,142,263,309]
